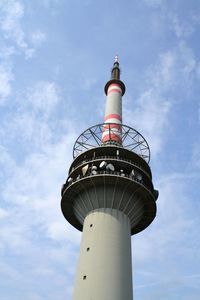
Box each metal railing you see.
[70,155,151,179]
[62,169,154,198]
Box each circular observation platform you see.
[61,134,158,235]
[73,123,150,163]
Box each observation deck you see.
[61,123,158,235]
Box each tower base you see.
[73,208,133,300]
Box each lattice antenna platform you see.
[73,123,150,163]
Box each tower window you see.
[87,247,90,251]
[83,275,87,280]
[90,224,93,227]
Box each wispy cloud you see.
[170,14,195,39]
[143,0,165,8]
[133,168,200,299]
[24,81,60,117]
[0,80,64,151]
[124,51,173,155]
[31,30,47,47]
[0,0,34,58]
[0,115,79,298]
[0,1,199,299]
[0,207,8,219]
[0,64,13,104]
[125,36,200,157]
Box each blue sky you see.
[0,0,200,299]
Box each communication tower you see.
[61,57,158,300]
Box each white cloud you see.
[178,41,196,76]
[126,89,171,155]
[82,77,97,90]
[143,0,165,7]
[0,76,78,256]
[1,81,62,148]
[26,293,44,300]
[41,0,60,8]
[0,45,15,58]
[0,260,22,282]
[0,145,16,178]
[0,207,8,219]
[31,30,47,46]
[0,64,13,104]
[192,144,200,168]
[0,128,79,300]
[10,112,52,146]
[125,51,173,155]
[125,42,200,156]
[133,170,200,298]
[0,130,79,298]
[171,14,194,39]
[0,0,34,58]
[0,220,30,252]
[1,133,77,237]
[149,51,175,90]
[196,61,200,81]
[25,81,60,117]
[47,220,80,243]
[0,2,199,299]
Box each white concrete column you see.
[73,208,133,300]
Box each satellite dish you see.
[82,164,89,176]
[106,163,115,171]
[91,170,97,175]
[130,169,135,176]
[136,173,142,181]
[91,165,97,170]
[67,177,73,183]
[99,161,107,169]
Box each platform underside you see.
[61,174,156,235]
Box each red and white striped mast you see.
[102,55,126,145]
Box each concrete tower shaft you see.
[73,209,133,300]
[61,58,158,300]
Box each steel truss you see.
[73,123,150,163]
